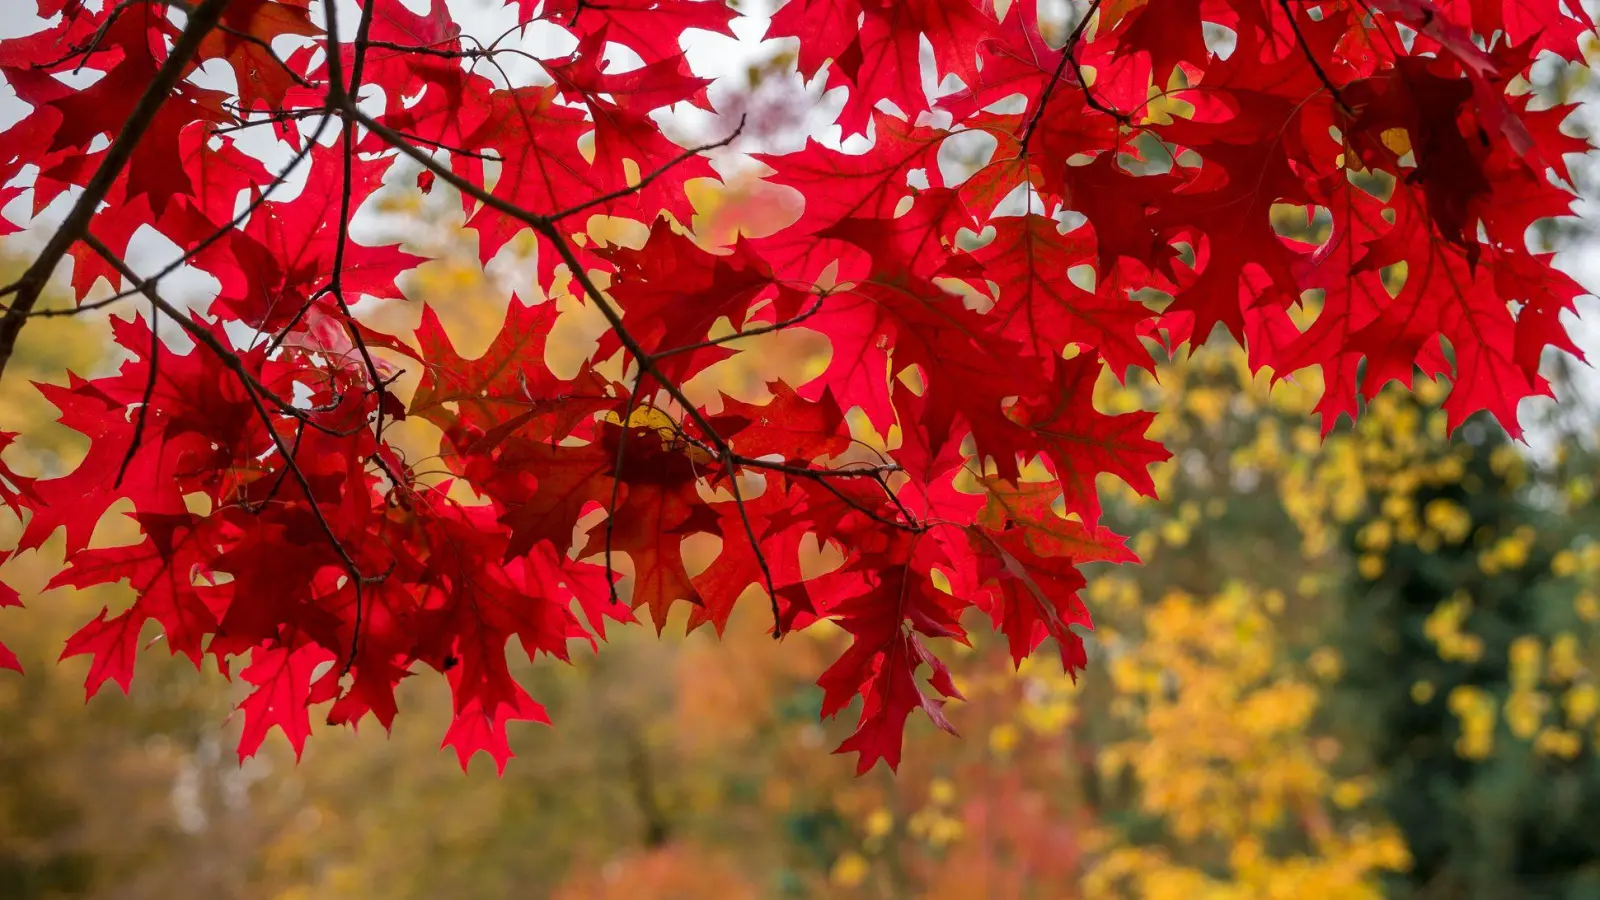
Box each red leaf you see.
[1012,354,1171,524]
[237,642,336,762]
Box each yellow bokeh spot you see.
[1535,727,1583,760]
[1578,592,1600,623]
[1564,684,1599,728]
[864,808,893,840]
[1423,498,1472,543]
[1309,647,1343,682]
[1332,779,1372,810]
[992,717,1017,752]
[830,852,870,888]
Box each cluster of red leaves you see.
[0,0,1590,773]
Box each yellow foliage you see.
[1070,580,1403,891]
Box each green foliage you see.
[1334,405,1600,899]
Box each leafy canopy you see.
[0,0,1589,773]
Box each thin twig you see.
[361,38,479,58]
[1278,0,1355,116]
[722,447,784,637]
[544,115,747,222]
[262,287,331,355]
[812,474,924,533]
[212,106,328,136]
[387,128,504,161]
[605,375,648,605]
[731,457,903,479]
[240,419,306,514]
[1019,0,1121,154]
[649,294,827,361]
[113,303,162,488]
[361,35,545,72]
[323,0,410,510]
[26,0,137,72]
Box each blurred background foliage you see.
[4,22,1600,900]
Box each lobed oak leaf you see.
[442,678,550,775]
[47,513,222,670]
[59,607,144,699]
[713,381,852,463]
[1012,353,1171,524]
[486,437,615,563]
[237,642,336,762]
[970,214,1157,377]
[577,426,722,632]
[0,564,18,673]
[811,543,968,773]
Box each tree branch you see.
[321,0,411,520]
[649,294,827,361]
[0,0,235,382]
[721,446,785,638]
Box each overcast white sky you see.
[1,0,1596,450]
